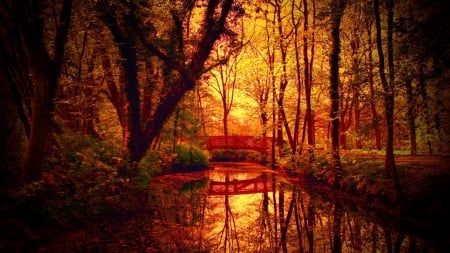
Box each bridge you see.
[203,136,272,151]
[208,174,274,195]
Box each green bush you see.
[134,151,165,190]
[27,134,134,221]
[173,144,209,172]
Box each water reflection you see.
[148,163,447,253]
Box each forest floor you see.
[1,153,449,252]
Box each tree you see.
[0,0,73,184]
[374,0,403,201]
[365,15,382,150]
[396,0,450,154]
[303,0,316,162]
[329,0,346,185]
[209,38,242,136]
[56,1,102,137]
[97,0,239,164]
[241,44,271,137]
[290,0,303,158]
[340,2,367,149]
[258,1,278,166]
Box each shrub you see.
[134,151,165,190]
[20,134,136,223]
[173,144,209,172]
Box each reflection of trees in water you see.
[148,174,443,252]
[281,189,315,253]
[149,178,211,252]
[331,200,343,253]
[247,191,274,253]
[271,188,435,253]
[211,174,240,252]
[288,190,436,253]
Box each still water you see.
[147,162,448,253]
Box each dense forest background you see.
[0,0,449,204]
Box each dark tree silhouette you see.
[97,0,238,164]
[0,0,73,184]
[329,0,346,182]
[374,0,403,201]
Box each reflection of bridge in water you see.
[208,174,274,195]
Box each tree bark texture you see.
[9,0,73,184]
[329,0,346,179]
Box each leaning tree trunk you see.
[99,0,236,164]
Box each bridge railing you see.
[204,136,272,151]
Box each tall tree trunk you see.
[18,0,73,184]
[329,0,346,183]
[374,0,403,202]
[274,0,295,154]
[263,4,277,167]
[375,0,394,175]
[291,0,302,157]
[21,66,53,184]
[119,37,145,163]
[304,0,316,162]
[366,20,382,150]
[272,0,285,156]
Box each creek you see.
[145,162,448,252]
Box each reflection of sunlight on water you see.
[204,168,278,252]
[207,193,265,236]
